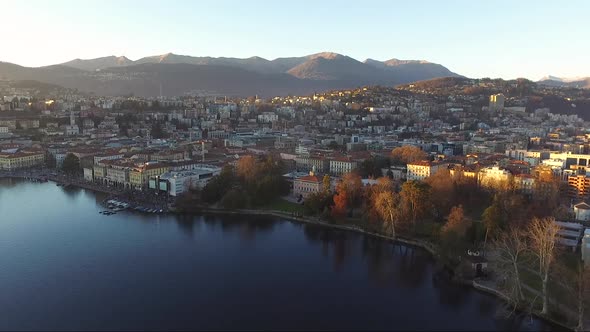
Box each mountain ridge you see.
[0,52,463,97]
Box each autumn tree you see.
[236,155,258,183]
[532,166,561,213]
[528,216,561,314]
[374,191,400,238]
[339,172,363,214]
[391,145,427,165]
[425,168,456,218]
[400,180,431,225]
[365,177,396,225]
[332,189,348,219]
[441,205,470,238]
[439,205,472,261]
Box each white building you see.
[55,152,67,168]
[574,202,590,221]
[257,112,278,124]
[329,157,359,176]
[489,93,505,112]
[63,111,79,136]
[406,160,448,181]
[478,166,512,189]
[293,172,323,199]
[158,166,221,196]
[83,168,94,182]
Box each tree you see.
[425,168,455,218]
[528,216,561,314]
[304,192,323,216]
[221,189,247,209]
[62,153,80,175]
[236,155,258,183]
[332,189,348,219]
[441,205,470,238]
[490,227,528,303]
[373,191,400,238]
[339,172,363,214]
[357,156,390,178]
[322,174,331,194]
[400,180,431,225]
[391,145,427,165]
[150,121,166,139]
[201,166,234,204]
[482,204,501,250]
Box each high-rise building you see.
[489,93,505,112]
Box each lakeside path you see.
[0,175,576,331]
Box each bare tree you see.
[490,227,529,303]
[528,216,561,314]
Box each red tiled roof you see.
[296,175,322,183]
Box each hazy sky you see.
[3,0,589,80]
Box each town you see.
[1,76,590,329]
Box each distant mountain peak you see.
[4,51,464,96]
[539,75,587,83]
[308,52,344,60]
[385,58,431,65]
[540,75,565,82]
[364,58,432,66]
[60,55,133,71]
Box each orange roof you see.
[408,160,447,167]
[297,175,322,183]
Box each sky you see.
[2,0,589,81]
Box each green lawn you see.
[264,198,305,213]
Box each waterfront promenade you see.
[0,169,168,211]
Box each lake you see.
[0,178,559,330]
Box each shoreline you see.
[0,175,574,330]
[179,207,573,331]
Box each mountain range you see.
[0,52,461,97]
[537,75,590,89]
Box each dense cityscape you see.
[1,75,590,329]
[2,1,590,331]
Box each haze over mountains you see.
[0,52,463,96]
[537,75,590,89]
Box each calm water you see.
[0,179,559,331]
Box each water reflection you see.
[0,179,563,331]
[171,213,277,241]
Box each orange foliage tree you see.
[332,189,348,219]
[236,155,258,183]
[391,145,427,165]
